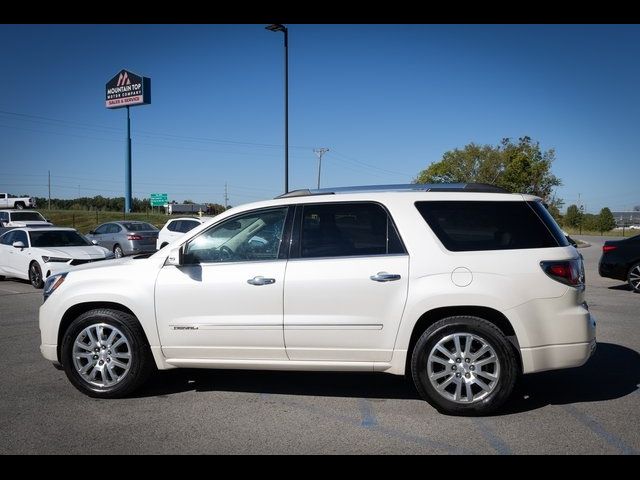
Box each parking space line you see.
[562,404,638,455]
[264,395,478,454]
[358,399,378,428]
[473,418,512,455]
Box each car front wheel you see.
[61,309,154,398]
[411,316,518,416]
[628,263,640,293]
[29,262,44,289]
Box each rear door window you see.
[299,202,405,258]
[415,201,567,252]
[180,220,200,233]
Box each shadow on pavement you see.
[608,283,636,292]
[135,343,639,413]
[137,368,421,401]
[502,342,640,415]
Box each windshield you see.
[122,222,158,232]
[10,212,46,222]
[29,230,91,247]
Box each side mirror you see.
[88,231,95,235]
[12,241,26,249]
[165,246,184,267]
[91,240,99,245]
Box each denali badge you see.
[172,326,198,331]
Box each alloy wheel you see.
[427,333,500,404]
[72,323,132,388]
[630,265,640,292]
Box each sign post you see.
[105,69,151,213]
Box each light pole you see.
[266,23,289,194]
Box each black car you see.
[598,234,640,292]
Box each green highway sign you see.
[150,193,168,207]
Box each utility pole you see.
[224,182,229,209]
[48,170,51,211]
[313,148,329,189]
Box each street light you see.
[266,23,289,194]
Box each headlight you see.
[43,273,68,303]
[42,256,70,263]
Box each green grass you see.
[563,227,640,238]
[43,210,169,234]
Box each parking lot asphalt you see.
[0,235,638,454]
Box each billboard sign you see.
[105,69,151,109]
[150,193,168,207]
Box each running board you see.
[165,358,393,372]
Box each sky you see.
[0,24,638,213]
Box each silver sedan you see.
[85,221,159,258]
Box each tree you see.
[634,205,640,212]
[547,203,563,226]
[565,204,582,228]
[596,207,617,234]
[415,136,562,206]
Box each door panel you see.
[155,206,291,360]
[284,256,409,361]
[156,261,287,359]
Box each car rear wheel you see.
[411,316,519,416]
[61,309,155,398]
[29,262,44,289]
[628,263,640,293]
[15,202,25,210]
[114,245,124,258]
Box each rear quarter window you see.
[415,200,568,252]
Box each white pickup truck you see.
[0,193,36,209]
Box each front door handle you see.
[370,272,401,282]
[247,276,276,286]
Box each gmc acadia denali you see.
[38,183,596,415]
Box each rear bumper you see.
[521,313,597,374]
[124,242,157,255]
[598,260,628,281]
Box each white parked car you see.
[0,227,114,289]
[39,184,596,415]
[0,210,52,228]
[156,217,211,250]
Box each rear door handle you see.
[247,276,276,286]
[370,272,401,282]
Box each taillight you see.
[541,259,584,287]
[127,234,142,240]
[603,245,617,253]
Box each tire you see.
[14,202,25,210]
[113,245,124,258]
[60,309,155,398]
[628,262,640,293]
[411,316,518,416]
[29,262,44,289]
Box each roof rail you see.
[275,183,507,198]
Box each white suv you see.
[39,184,596,415]
[156,217,210,250]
